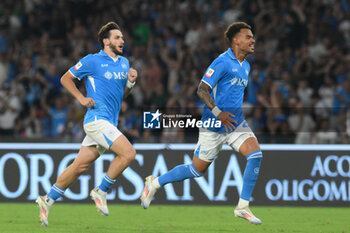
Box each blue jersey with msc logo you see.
[69,50,129,126]
[201,48,250,133]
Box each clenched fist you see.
[79,97,95,108]
[128,68,138,83]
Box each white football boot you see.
[36,195,53,227]
[234,206,262,225]
[90,187,109,216]
[140,176,159,209]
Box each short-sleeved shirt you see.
[69,50,129,126]
[201,48,250,133]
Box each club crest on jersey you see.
[121,63,127,69]
[104,71,113,80]
[74,62,82,71]
[245,70,249,75]
[205,68,214,78]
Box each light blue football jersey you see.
[201,48,250,133]
[69,50,129,126]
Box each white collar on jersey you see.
[100,50,119,62]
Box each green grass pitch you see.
[0,203,349,233]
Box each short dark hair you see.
[97,22,121,49]
[224,22,252,44]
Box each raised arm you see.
[60,71,95,108]
[123,68,138,99]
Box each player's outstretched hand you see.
[128,68,138,83]
[217,112,237,132]
[79,97,95,108]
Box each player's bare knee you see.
[240,137,260,156]
[130,148,136,161]
[124,147,136,163]
[192,156,210,174]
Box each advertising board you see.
[0,143,349,206]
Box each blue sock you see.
[241,150,263,201]
[99,175,116,192]
[47,184,65,201]
[158,164,203,186]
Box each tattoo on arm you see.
[197,81,216,110]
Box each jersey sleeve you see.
[201,58,225,88]
[69,54,93,80]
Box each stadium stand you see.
[0,0,349,143]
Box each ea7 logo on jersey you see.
[205,68,214,78]
[74,62,82,71]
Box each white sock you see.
[238,198,249,208]
[97,187,107,195]
[45,195,55,206]
[152,177,161,189]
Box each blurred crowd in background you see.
[0,0,350,144]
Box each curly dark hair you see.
[224,22,252,44]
